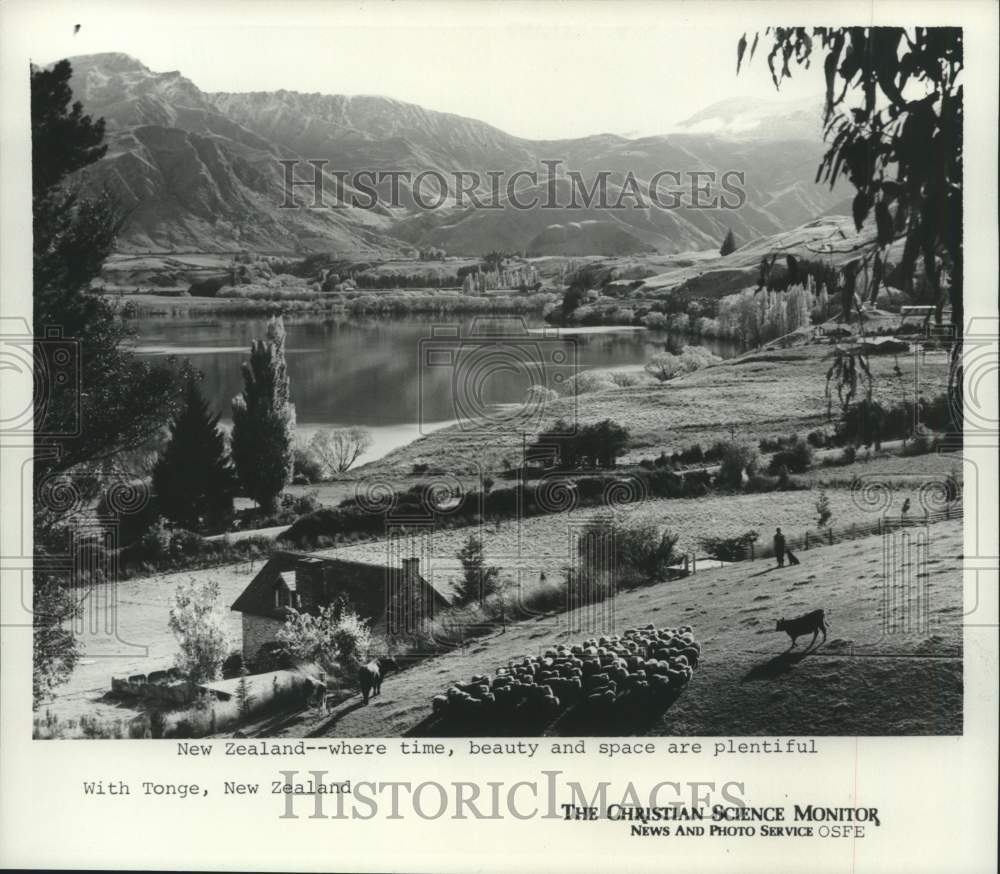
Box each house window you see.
[274,583,298,609]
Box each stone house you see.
[231,551,450,663]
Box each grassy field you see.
[40,449,958,726]
[363,344,953,476]
[264,519,963,737]
[311,479,953,598]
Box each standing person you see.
[773,527,786,567]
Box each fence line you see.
[687,501,962,571]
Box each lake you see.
[133,314,740,464]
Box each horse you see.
[359,657,397,704]
[303,675,328,711]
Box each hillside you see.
[65,54,408,255]
[358,344,953,477]
[267,519,963,737]
[62,53,848,255]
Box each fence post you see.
[828,528,834,545]
[851,523,856,539]
[750,541,755,561]
[804,531,809,550]
[945,504,950,520]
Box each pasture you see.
[272,519,964,738]
[367,344,953,476]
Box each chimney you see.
[401,557,419,581]
[294,557,324,610]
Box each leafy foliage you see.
[152,378,237,530]
[276,603,373,671]
[644,346,720,381]
[579,517,680,586]
[32,571,82,707]
[454,536,501,606]
[719,228,737,256]
[767,437,814,474]
[816,489,833,528]
[231,317,295,513]
[293,440,325,483]
[168,581,231,683]
[698,529,759,562]
[717,441,759,489]
[31,60,191,703]
[738,27,963,330]
[32,61,190,521]
[526,419,630,470]
[236,665,253,718]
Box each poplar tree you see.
[231,317,295,513]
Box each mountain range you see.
[63,53,849,256]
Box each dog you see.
[359,656,398,704]
[775,609,828,649]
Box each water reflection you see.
[133,314,741,429]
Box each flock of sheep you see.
[430,624,701,730]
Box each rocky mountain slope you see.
[63,53,848,255]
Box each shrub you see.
[643,347,719,382]
[249,641,294,674]
[293,443,325,483]
[221,651,244,679]
[150,710,166,739]
[276,602,373,670]
[329,611,374,673]
[139,518,173,561]
[816,489,832,527]
[806,429,828,448]
[169,527,206,558]
[578,516,680,586]
[283,491,322,517]
[900,434,933,456]
[699,530,759,562]
[718,441,759,488]
[168,580,231,683]
[767,438,814,474]
[526,418,630,470]
[96,487,159,546]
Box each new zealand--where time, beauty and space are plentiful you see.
[30,24,965,740]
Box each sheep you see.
[584,672,610,692]
[430,624,700,729]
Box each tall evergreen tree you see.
[31,60,189,705]
[32,61,188,503]
[153,378,237,530]
[719,228,737,256]
[231,317,295,513]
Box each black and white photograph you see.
[1,0,996,870]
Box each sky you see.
[15,0,829,140]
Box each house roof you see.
[231,550,451,622]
